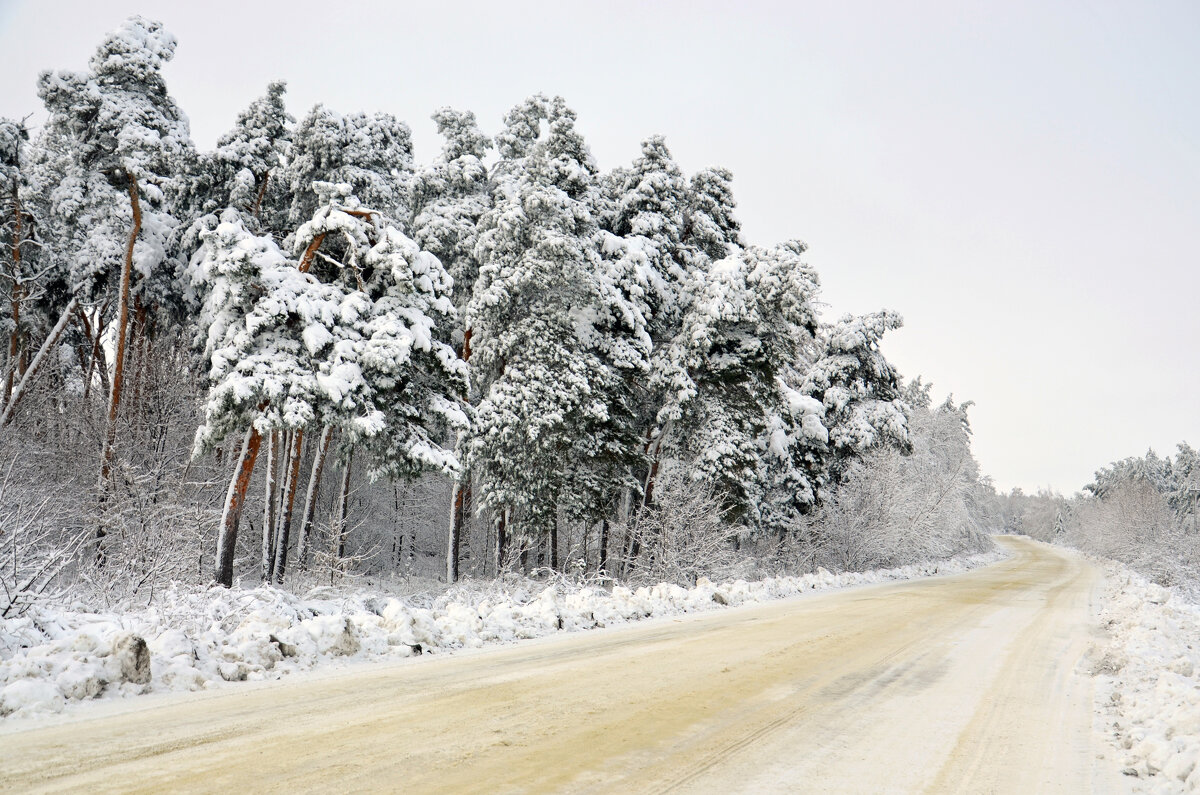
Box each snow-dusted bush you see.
[1067,481,1199,590]
[617,469,743,586]
[799,392,995,572]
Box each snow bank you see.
[0,550,1003,720]
[1091,562,1200,791]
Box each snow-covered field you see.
[1091,561,1200,792]
[0,551,1003,721]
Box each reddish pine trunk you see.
[273,428,305,583]
[251,169,271,218]
[75,305,110,402]
[216,426,263,587]
[96,175,141,564]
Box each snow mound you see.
[1091,562,1200,791]
[0,550,1004,720]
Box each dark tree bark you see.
[335,448,354,561]
[446,326,472,583]
[599,519,609,574]
[495,507,508,575]
[273,428,305,583]
[216,426,263,587]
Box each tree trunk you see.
[216,426,263,587]
[335,448,354,561]
[261,430,278,581]
[251,169,271,218]
[445,326,472,583]
[96,174,142,563]
[273,428,305,583]
[296,424,333,571]
[550,519,559,571]
[495,507,508,575]
[129,297,148,418]
[0,296,79,427]
[599,519,609,574]
[74,304,109,403]
[4,186,22,405]
[447,478,466,583]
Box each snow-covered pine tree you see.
[195,180,466,586]
[652,240,823,536]
[468,95,648,571]
[601,135,692,343]
[801,310,911,485]
[409,108,492,580]
[683,166,746,265]
[411,108,492,318]
[192,212,334,586]
[182,82,292,239]
[30,17,194,556]
[286,107,414,235]
[597,136,707,529]
[0,118,31,409]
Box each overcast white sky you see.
[1,0,1196,494]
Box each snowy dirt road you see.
[0,537,1115,794]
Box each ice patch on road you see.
[0,550,1004,720]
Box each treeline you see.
[0,17,993,608]
[1002,444,1199,589]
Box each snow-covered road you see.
[0,537,1118,793]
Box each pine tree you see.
[0,119,31,409]
[183,82,292,238]
[410,108,492,581]
[683,166,745,264]
[654,241,822,532]
[801,310,911,484]
[468,96,648,570]
[286,107,413,233]
[30,17,194,558]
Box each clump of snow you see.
[1090,561,1200,791]
[0,550,1004,720]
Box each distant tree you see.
[181,81,292,241]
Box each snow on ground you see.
[0,550,1003,720]
[1091,561,1200,792]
